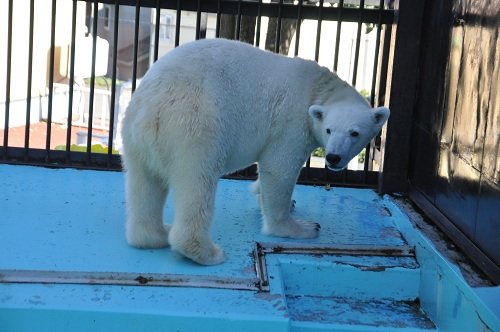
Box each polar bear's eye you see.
[326,128,331,135]
[350,131,359,137]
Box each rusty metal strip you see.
[250,242,414,293]
[0,270,262,291]
[253,243,270,292]
[257,242,415,257]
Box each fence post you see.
[378,0,425,194]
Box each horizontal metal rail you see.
[0,269,262,291]
[77,0,395,24]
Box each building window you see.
[103,5,111,30]
[160,13,172,41]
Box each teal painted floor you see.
[0,165,498,331]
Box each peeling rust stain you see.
[383,206,393,216]
[255,293,282,301]
[360,266,387,272]
[271,246,285,253]
[135,276,152,284]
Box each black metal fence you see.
[0,0,395,187]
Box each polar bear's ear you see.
[308,105,325,121]
[372,107,390,126]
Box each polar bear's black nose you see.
[326,154,341,166]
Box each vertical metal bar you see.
[154,0,160,62]
[296,0,305,171]
[363,143,372,174]
[132,1,140,93]
[24,0,35,157]
[275,0,283,53]
[65,0,78,162]
[199,14,207,39]
[314,0,324,62]
[351,0,365,86]
[370,0,384,107]
[351,0,365,174]
[107,2,120,164]
[196,0,202,40]
[328,0,338,181]
[236,0,242,40]
[304,157,311,179]
[175,0,181,47]
[378,0,426,193]
[3,0,13,156]
[85,2,92,35]
[377,19,392,108]
[195,0,208,40]
[333,0,344,72]
[46,0,57,156]
[86,0,98,160]
[215,0,221,38]
[364,0,385,174]
[294,0,303,56]
[255,0,262,47]
[324,157,329,184]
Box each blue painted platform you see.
[0,164,498,331]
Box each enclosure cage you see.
[0,0,499,330]
[0,0,395,187]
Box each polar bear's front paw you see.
[169,230,226,265]
[126,222,170,249]
[172,241,227,266]
[263,219,320,239]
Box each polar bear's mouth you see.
[325,154,347,172]
[326,164,346,172]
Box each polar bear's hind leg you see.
[124,161,170,249]
[168,170,226,265]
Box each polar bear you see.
[121,38,389,265]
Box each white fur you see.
[121,38,390,265]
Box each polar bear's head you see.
[308,101,390,171]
